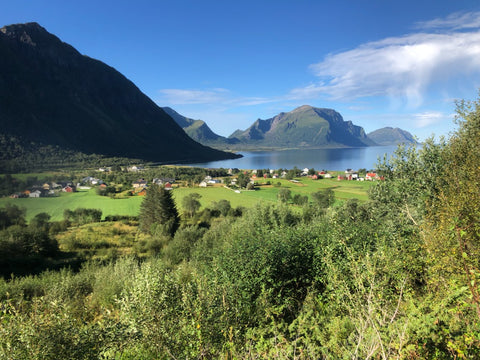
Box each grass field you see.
[0,178,374,221]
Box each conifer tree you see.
[139,184,179,236]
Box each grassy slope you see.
[0,178,373,221]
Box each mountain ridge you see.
[163,107,240,146]
[367,127,417,145]
[0,22,240,164]
[227,105,376,149]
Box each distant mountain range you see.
[0,22,239,165]
[169,105,417,150]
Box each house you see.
[337,175,345,181]
[127,165,145,172]
[208,179,221,184]
[345,169,359,181]
[42,183,50,190]
[152,178,175,186]
[164,182,173,190]
[366,172,378,181]
[63,185,75,193]
[137,189,147,196]
[51,182,62,189]
[29,190,42,198]
[312,174,318,180]
[302,168,309,176]
[133,179,148,188]
[324,173,332,179]
[199,181,208,187]
[82,176,102,185]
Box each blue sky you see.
[3,1,480,140]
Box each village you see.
[6,166,381,199]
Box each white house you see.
[29,190,42,198]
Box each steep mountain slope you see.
[367,127,417,145]
[229,105,376,149]
[0,22,239,163]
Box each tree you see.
[237,172,250,188]
[29,212,51,231]
[139,185,179,236]
[311,188,335,208]
[292,193,308,205]
[211,199,232,217]
[423,97,480,320]
[0,204,26,229]
[182,193,202,218]
[277,188,291,203]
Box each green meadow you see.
[0,178,374,221]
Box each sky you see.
[3,0,480,140]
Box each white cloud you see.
[413,111,451,128]
[415,11,480,31]
[158,88,230,105]
[295,12,480,108]
[158,87,278,107]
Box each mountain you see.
[0,22,239,164]
[367,127,417,145]
[229,105,376,149]
[162,107,239,147]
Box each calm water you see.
[185,146,399,170]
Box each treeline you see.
[0,205,109,277]
[0,134,143,173]
[1,98,480,358]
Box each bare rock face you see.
[0,22,239,162]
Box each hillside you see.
[0,22,239,166]
[367,127,417,145]
[162,107,239,147]
[228,105,376,149]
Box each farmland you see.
[0,176,374,221]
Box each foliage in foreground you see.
[2,97,480,358]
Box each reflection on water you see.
[183,146,400,170]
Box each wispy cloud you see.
[305,31,480,105]
[291,12,480,107]
[158,88,230,105]
[415,11,480,31]
[413,111,451,128]
[158,87,277,107]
